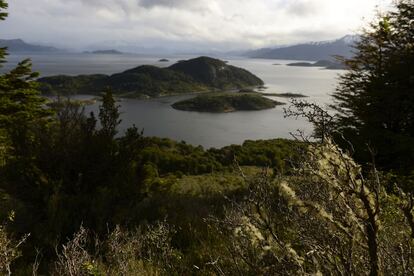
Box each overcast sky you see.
[0,0,393,52]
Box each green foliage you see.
[140,137,223,176]
[172,93,283,112]
[0,0,7,65]
[209,138,302,172]
[209,139,414,275]
[2,1,414,273]
[331,0,414,172]
[38,74,107,95]
[99,89,121,138]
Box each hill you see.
[245,35,358,61]
[0,38,62,53]
[169,56,264,89]
[171,93,283,113]
[38,57,264,98]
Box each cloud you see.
[0,0,393,52]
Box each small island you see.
[83,49,123,55]
[159,58,169,62]
[287,60,346,70]
[171,93,284,113]
[262,92,307,98]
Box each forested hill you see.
[38,56,264,98]
[169,56,264,89]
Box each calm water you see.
[2,53,344,148]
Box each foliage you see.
[99,88,121,138]
[0,221,29,275]
[331,0,414,172]
[1,0,414,274]
[210,138,414,275]
[53,222,179,276]
[209,138,302,172]
[0,0,7,65]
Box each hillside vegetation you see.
[1,1,414,275]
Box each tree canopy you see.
[331,0,414,172]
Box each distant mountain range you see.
[244,35,359,61]
[0,39,62,53]
[1,36,359,62]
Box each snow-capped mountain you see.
[245,35,359,61]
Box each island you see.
[38,56,264,98]
[159,58,169,62]
[171,93,284,113]
[83,49,123,55]
[261,92,307,98]
[286,60,346,70]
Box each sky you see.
[0,0,393,52]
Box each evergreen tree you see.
[99,88,121,138]
[331,0,414,171]
[0,0,7,65]
[0,0,51,157]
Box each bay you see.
[2,53,344,148]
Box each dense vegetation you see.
[330,0,414,174]
[172,93,283,112]
[0,1,414,275]
[38,57,264,98]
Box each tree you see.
[212,139,414,275]
[99,88,121,138]
[0,0,51,158]
[331,1,414,172]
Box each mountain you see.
[38,56,264,98]
[0,39,62,53]
[245,35,359,61]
